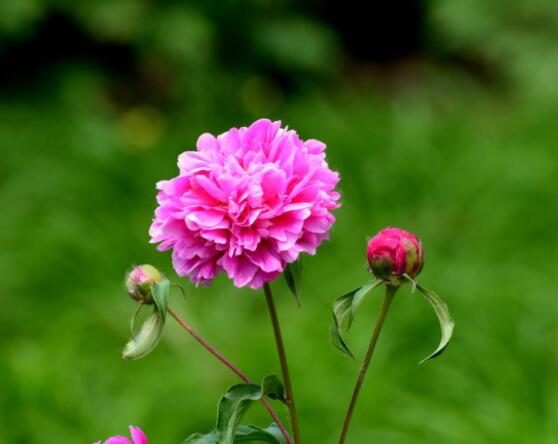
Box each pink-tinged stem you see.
[337,285,397,444]
[167,306,292,444]
[263,283,302,444]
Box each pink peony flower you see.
[95,426,148,444]
[150,118,340,288]
[367,227,423,280]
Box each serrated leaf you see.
[417,284,455,364]
[330,281,384,357]
[283,259,303,306]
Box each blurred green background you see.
[1,0,558,442]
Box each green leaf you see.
[417,284,455,364]
[152,278,169,322]
[183,424,286,444]
[260,374,287,403]
[183,377,286,444]
[217,383,265,444]
[330,281,384,357]
[183,430,218,444]
[122,308,165,360]
[216,375,286,444]
[129,302,145,340]
[349,281,384,326]
[259,423,288,444]
[234,424,286,443]
[283,259,303,306]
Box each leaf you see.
[260,375,287,404]
[183,424,286,444]
[330,281,384,357]
[330,313,354,359]
[417,284,455,364]
[259,423,288,444]
[129,303,145,341]
[217,383,266,444]
[122,309,165,360]
[183,431,218,444]
[216,375,286,444]
[234,424,286,443]
[283,259,303,306]
[349,281,384,326]
[152,279,169,322]
[183,376,286,444]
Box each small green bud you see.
[125,264,163,304]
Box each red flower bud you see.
[367,227,423,282]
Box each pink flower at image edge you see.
[95,425,148,444]
[150,118,341,289]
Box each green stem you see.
[337,284,398,444]
[263,283,302,444]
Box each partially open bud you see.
[125,264,163,304]
[367,227,423,283]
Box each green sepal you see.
[184,376,287,444]
[122,309,165,360]
[122,277,170,360]
[152,279,169,322]
[330,280,384,357]
[417,284,455,364]
[283,259,303,306]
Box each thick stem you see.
[167,306,292,444]
[263,283,302,444]
[337,285,397,444]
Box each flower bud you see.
[367,227,423,283]
[125,264,163,304]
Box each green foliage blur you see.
[1,1,558,442]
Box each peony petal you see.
[104,437,132,444]
[196,133,218,151]
[150,119,340,288]
[129,426,148,444]
[195,175,227,202]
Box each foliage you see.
[183,376,286,444]
[1,0,558,443]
